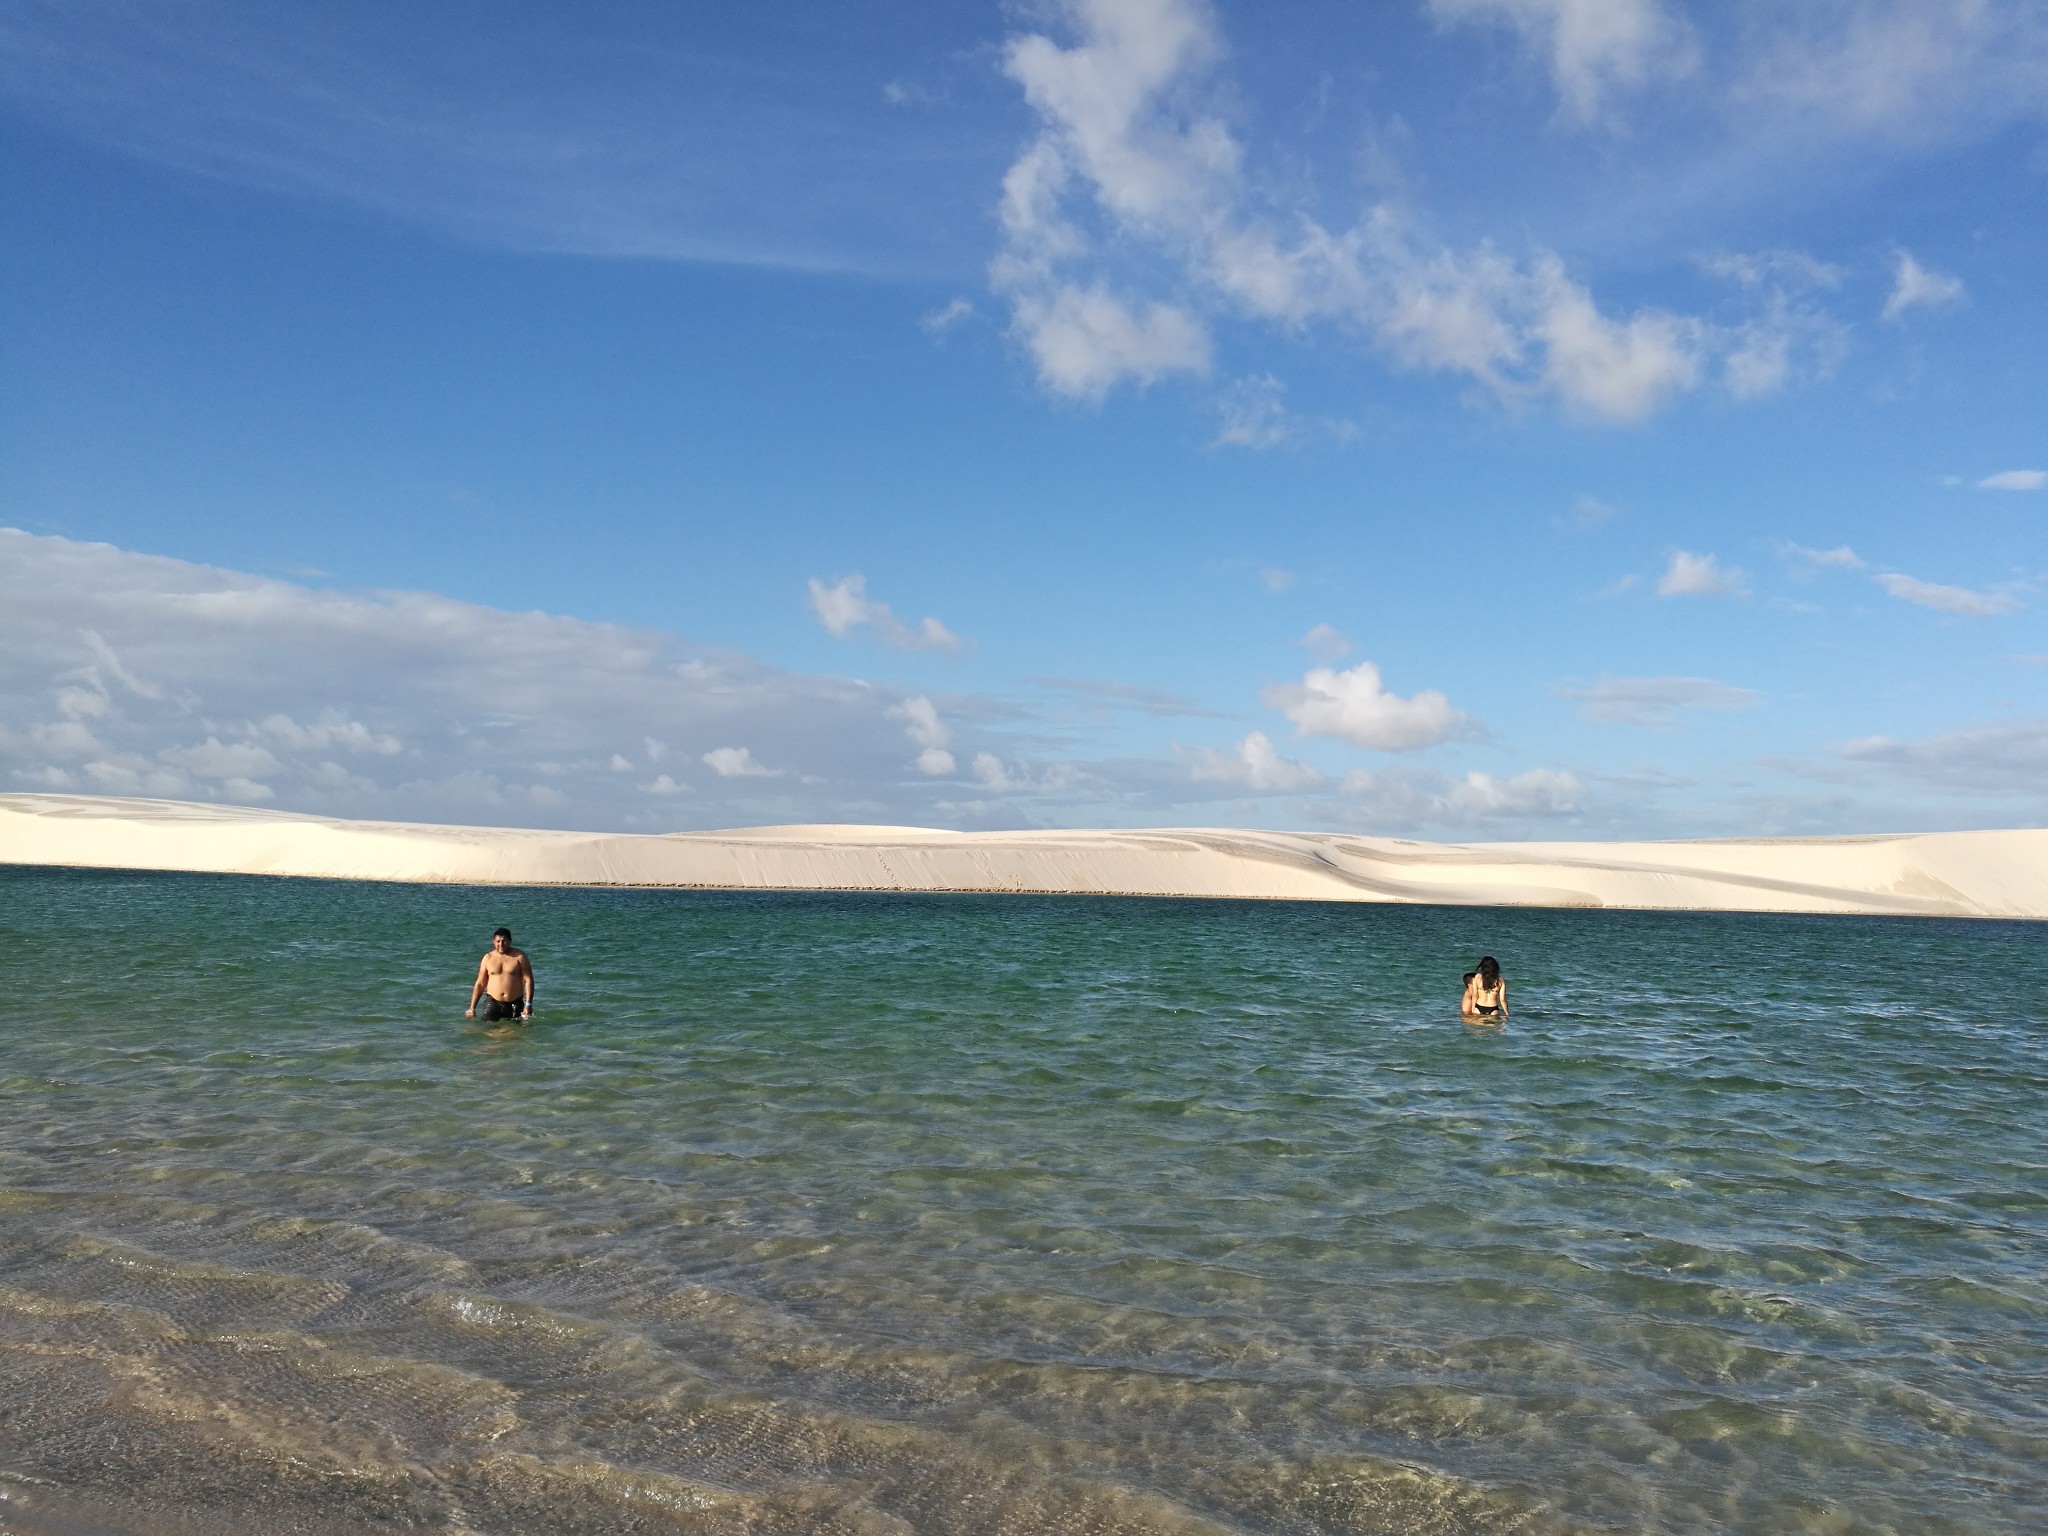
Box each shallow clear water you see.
[1,868,2043,1536]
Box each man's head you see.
[492,927,512,952]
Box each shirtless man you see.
[466,928,534,1022]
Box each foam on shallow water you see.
[2,869,2044,1534]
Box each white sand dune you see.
[3,792,2044,919]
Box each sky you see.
[2,0,2044,838]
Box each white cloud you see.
[1442,767,1581,817]
[887,696,960,777]
[701,746,776,778]
[920,297,974,336]
[1300,623,1351,662]
[989,0,1758,420]
[1263,660,1475,751]
[0,529,1014,828]
[31,720,101,759]
[888,695,950,749]
[1738,2,2048,147]
[1657,550,1747,598]
[159,737,283,782]
[1428,0,1696,124]
[1977,470,2046,492]
[1339,764,1582,827]
[255,713,401,754]
[644,774,688,796]
[806,574,964,652]
[1185,730,1324,791]
[1882,251,1964,321]
[1259,566,1295,593]
[1706,250,1845,292]
[1839,716,2048,798]
[1873,572,2021,617]
[1781,542,1865,570]
[1031,677,1224,717]
[1564,495,1617,530]
[1213,375,1293,448]
[1008,284,1211,399]
[1558,674,1760,728]
[972,752,1019,790]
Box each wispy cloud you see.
[919,297,975,336]
[1978,469,2046,492]
[1873,571,2021,617]
[0,4,976,276]
[1427,0,1697,126]
[1558,674,1759,728]
[1299,624,1351,663]
[1882,251,1965,322]
[1839,716,2048,799]
[1029,678,1224,718]
[807,575,964,652]
[1780,542,1865,571]
[1213,375,1294,448]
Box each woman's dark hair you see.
[1476,956,1501,985]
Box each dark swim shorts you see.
[478,995,525,1022]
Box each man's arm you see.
[518,956,534,1015]
[466,958,488,1017]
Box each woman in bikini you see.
[1461,955,1507,1022]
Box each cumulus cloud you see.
[807,574,964,652]
[1881,251,1964,321]
[989,0,1769,420]
[701,746,777,778]
[1873,571,2021,617]
[1657,550,1747,598]
[1185,730,1324,791]
[1263,660,1475,751]
[1558,674,1759,728]
[0,529,1011,828]
[1428,0,1696,125]
[1339,765,1581,827]
[887,695,959,776]
[1977,470,2046,492]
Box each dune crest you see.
[3,793,2044,918]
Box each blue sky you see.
[2,0,2044,836]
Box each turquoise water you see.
[2,868,2043,1536]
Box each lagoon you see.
[2,867,2042,1534]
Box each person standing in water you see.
[466,927,534,1022]
[1461,955,1506,1022]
